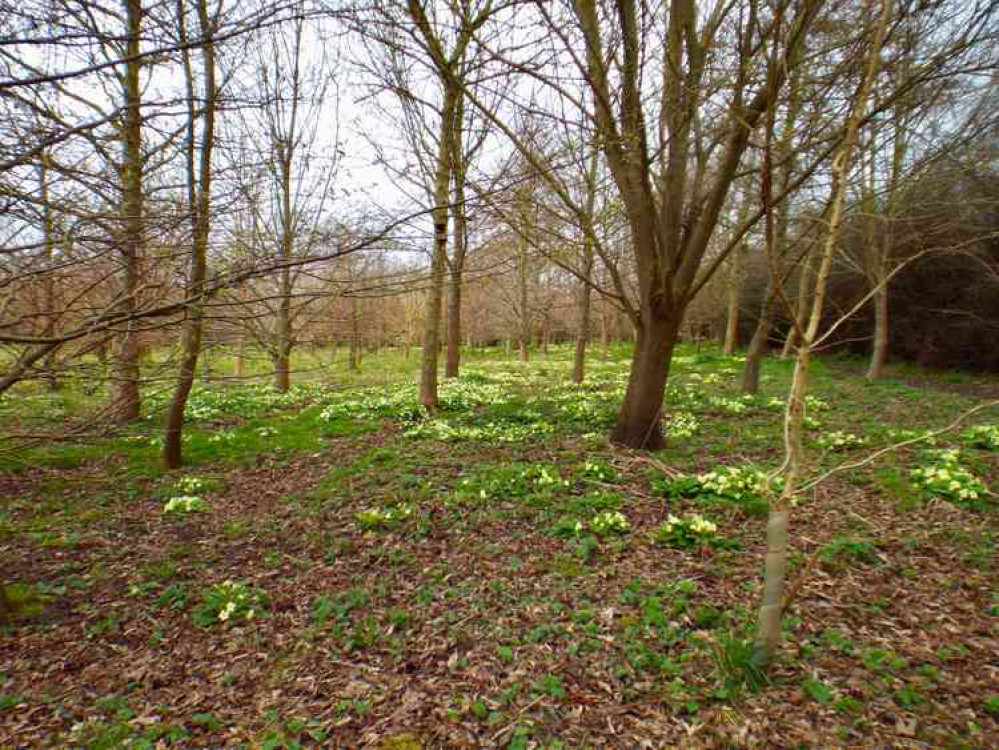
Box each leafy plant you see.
[665,411,700,439]
[532,674,566,700]
[713,632,768,695]
[580,460,618,483]
[162,495,211,515]
[550,516,584,539]
[654,466,779,516]
[355,504,413,531]
[172,476,208,494]
[590,510,630,536]
[193,581,269,627]
[655,514,733,550]
[815,430,867,451]
[819,537,881,568]
[910,450,988,506]
[963,425,999,450]
[802,678,834,704]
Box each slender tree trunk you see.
[445,268,462,378]
[867,90,907,380]
[754,0,889,667]
[600,305,610,358]
[39,154,60,390]
[517,226,530,363]
[164,0,215,470]
[780,250,813,358]
[723,191,752,356]
[573,148,599,381]
[419,87,457,411]
[110,0,144,424]
[743,290,777,394]
[722,244,745,356]
[275,295,291,391]
[572,255,593,384]
[275,179,293,392]
[272,16,307,393]
[202,339,213,383]
[444,92,467,379]
[349,296,361,371]
[867,281,889,379]
[420,235,447,409]
[233,332,244,378]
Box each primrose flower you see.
[163,495,210,514]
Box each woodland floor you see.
[1,345,997,748]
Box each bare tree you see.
[754,0,891,667]
[163,0,219,469]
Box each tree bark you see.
[444,90,467,379]
[349,296,361,371]
[164,0,216,470]
[609,309,681,450]
[722,244,745,356]
[419,86,457,411]
[600,305,610,358]
[723,190,752,356]
[866,84,907,380]
[572,254,593,384]
[743,290,777,394]
[780,250,813,358]
[445,266,462,378]
[110,0,144,424]
[39,153,60,390]
[867,281,889,379]
[516,202,531,363]
[754,0,890,667]
[233,332,244,378]
[274,154,294,392]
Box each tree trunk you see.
[445,267,462,378]
[419,86,457,411]
[274,208,293,391]
[275,342,290,392]
[572,258,593,384]
[723,243,746,356]
[754,0,889,667]
[609,311,680,449]
[164,0,215,470]
[780,252,812,359]
[39,154,60,391]
[201,340,213,383]
[110,0,144,424]
[445,92,467,379]
[349,296,361,371]
[420,232,447,409]
[233,332,244,378]
[743,291,777,394]
[517,232,530,363]
[867,281,889,379]
[600,305,610,358]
